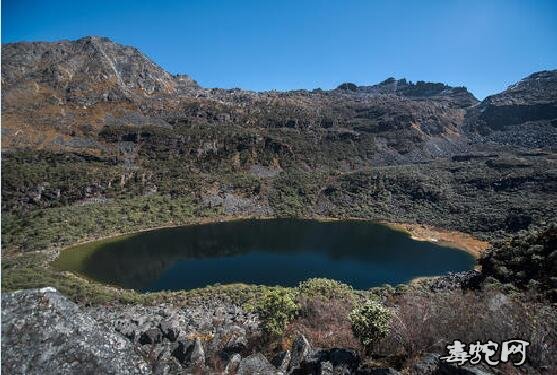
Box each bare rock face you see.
[237,353,280,375]
[1,35,554,159]
[1,287,151,375]
[465,70,557,147]
[1,36,197,104]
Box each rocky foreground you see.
[3,287,504,375]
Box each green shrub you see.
[349,300,391,353]
[298,278,353,300]
[247,289,299,337]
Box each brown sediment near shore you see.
[383,222,491,259]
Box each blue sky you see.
[2,0,556,99]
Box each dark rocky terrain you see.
[1,36,556,374]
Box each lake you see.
[52,219,475,292]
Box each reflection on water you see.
[53,219,475,291]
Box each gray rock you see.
[439,361,495,375]
[295,347,361,374]
[171,338,195,364]
[320,361,334,375]
[289,335,312,371]
[190,338,205,368]
[1,287,150,374]
[412,353,440,374]
[220,325,248,354]
[159,319,180,341]
[225,353,242,374]
[237,353,279,375]
[272,350,291,373]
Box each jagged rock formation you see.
[1,36,477,159]
[335,77,478,108]
[1,36,197,102]
[1,287,151,374]
[0,288,400,374]
[2,36,555,162]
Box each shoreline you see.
[382,222,490,259]
[48,216,489,292]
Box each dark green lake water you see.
[53,219,475,292]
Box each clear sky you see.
[2,0,556,99]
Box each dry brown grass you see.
[377,290,557,372]
[284,295,360,350]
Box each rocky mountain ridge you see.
[5,36,554,160]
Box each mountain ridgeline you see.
[2,36,556,156]
[2,36,556,250]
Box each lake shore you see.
[383,222,490,258]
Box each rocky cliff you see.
[1,36,479,159]
[465,70,557,147]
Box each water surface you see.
[53,219,475,291]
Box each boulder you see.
[295,347,361,374]
[237,353,279,375]
[190,338,206,367]
[219,325,248,355]
[159,319,180,341]
[1,288,150,375]
[272,350,291,373]
[171,338,195,364]
[413,353,440,374]
[320,361,334,375]
[289,335,312,370]
[225,353,242,374]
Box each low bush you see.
[298,278,354,300]
[349,300,392,354]
[246,289,299,337]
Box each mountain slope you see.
[3,36,556,157]
[1,36,482,162]
[2,36,197,103]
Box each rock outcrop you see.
[336,77,478,108]
[1,287,151,374]
[1,36,477,160]
[1,36,197,104]
[465,70,557,147]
